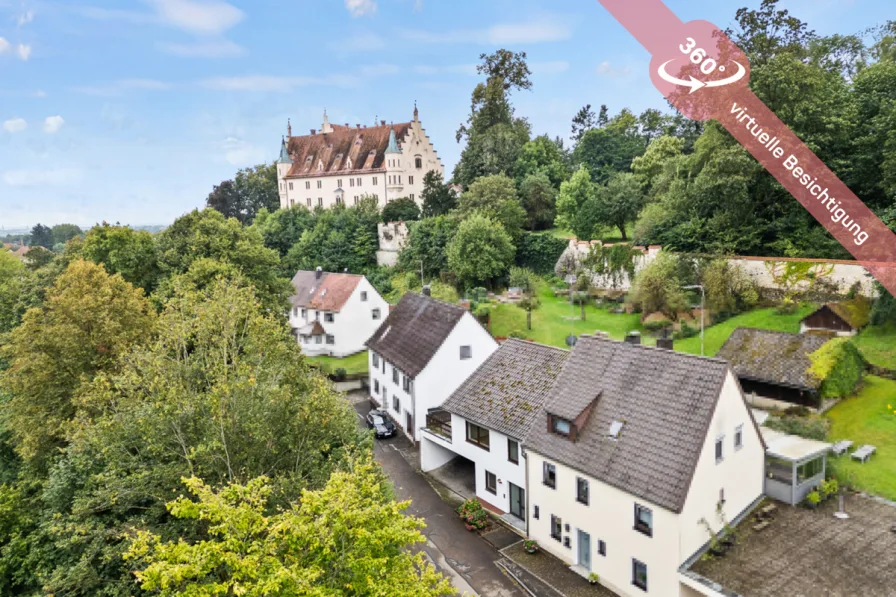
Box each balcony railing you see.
[425,410,452,440]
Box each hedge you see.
[808,338,866,399]
[516,232,568,275]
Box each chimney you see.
[343,268,349,273]
[422,285,432,297]
[356,124,361,129]
[381,120,386,126]
[656,338,674,350]
[311,129,316,135]
[345,123,349,127]
[624,331,641,345]
[316,266,323,279]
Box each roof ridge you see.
[584,334,730,366]
[502,337,570,354]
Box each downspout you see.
[523,447,530,537]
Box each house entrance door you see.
[406,412,414,439]
[577,530,591,570]
[509,483,525,520]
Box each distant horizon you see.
[2,222,170,234]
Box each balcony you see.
[425,410,452,440]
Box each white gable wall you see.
[412,313,498,441]
[678,370,765,563]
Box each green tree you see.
[23,246,55,270]
[699,259,759,318]
[398,215,459,278]
[518,172,558,231]
[284,199,380,276]
[555,166,601,240]
[81,223,160,291]
[631,252,689,319]
[573,272,593,321]
[126,457,454,597]
[206,164,280,224]
[631,135,684,194]
[250,205,316,257]
[0,259,155,463]
[420,171,457,217]
[514,135,570,189]
[596,173,645,241]
[381,196,421,223]
[509,266,540,330]
[573,126,645,184]
[29,224,53,249]
[571,104,597,143]
[457,174,527,242]
[446,214,515,288]
[155,208,290,310]
[50,224,83,246]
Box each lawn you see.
[544,224,634,244]
[308,351,369,376]
[851,325,896,370]
[489,285,647,348]
[673,303,818,357]
[826,376,896,502]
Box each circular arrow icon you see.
[657,59,746,94]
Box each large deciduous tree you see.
[555,166,601,240]
[446,214,515,288]
[206,163,280,224]
[420,171,457,218]
[250,206,316,257]
[596,173,645,241]
[81,223,160,292]
[398,215,459,278]
[518,172,558,231]
[381,196,421,223]
[456,174,527,242]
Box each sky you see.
[0,0,890,230]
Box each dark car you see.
[366,409,396,439]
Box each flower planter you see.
[525,547,538,554]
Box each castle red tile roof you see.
[284,122,413,179]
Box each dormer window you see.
[335,153,343,160]
[318,160,324,171]
[305,156,313,162]
[369,150,376,155]
[551,416,572,437]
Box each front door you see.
[509,483,525,520]
[577,530,591,570]
[406,412,414,439]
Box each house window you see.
[598,540,606,556]
[508,440,519,464]
[409,193,415,201]
[632,560,648,591]
[374,379,380,393]
[318,198,323,207]
[552,416,572,437]
[307,198,312,207]
[324,313,334,323]
[402,375,412,393]
[797,456,824,483]
[337,179,343,188]
[290,199,295,207]
[460,346,472,360]
[415,157,423,168]
[393,367,399,384]
[288,182,294,190]
[326,335,334,345]
[533,505,539,520]
[357,177,362,186]
[634,504,652,537]
[372,308,381,320]
[301,308,307,318]
[336,196,343,205]
[485,471,497,494]
[317,181,322,189]
[716,436,724,462]
[719,488,726,506]
[373,176,378,185]
[409,176,415,185]
[550,515,562,541]
[465,422,490,450]
[392,395,400,412]
[354,196,359,204]
[314,335,322,344]
[576,477,589,505]
[543,462,556,488]
[360,291,368,302]
[372,353,379,367]
[735,425,743,450]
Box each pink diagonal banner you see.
[596,1,896,296]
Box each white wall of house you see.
[526,451,680,597]
[290,277,389,358]
[677,371,766,562]
[368,312,497,442]
[420,413,525,514]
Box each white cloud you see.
[17,10,34,26]
[157,39,245,57]
[596,61,632,78]
[16,44,31,61]
[222,137,265,166]
[73,78,171,96]
[199,74,355,92]
[2,118,27,133]
[150,0,244,35]
[0,37,8,54]
[2,168,83,188]
[401,18,573,45]
[345,0,377,17]
[43,115,65,134]
[531,60,570,74]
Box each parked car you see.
[366,409,396,439]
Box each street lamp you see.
[683,285,705,357]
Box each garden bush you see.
[456,498,489,530]
[516,232,568,275]
[764,414,830,441]
[808,338,866,399]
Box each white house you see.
[524,334,766,597]
[420,339,568,524]
[276,106,444,211]
[365,290,498,443]
[288,268,389,358]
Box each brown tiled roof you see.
[716,328,829,391]
[365,292,467,378]
[284,122,412,179]
[289,271,362,312]
[441,339,569,440]
[524,335,732,513]
[805,299,871,330]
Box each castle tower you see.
[321,110,334,134]
[277,135,292,208]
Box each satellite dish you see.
[566,334,578,347]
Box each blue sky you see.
[0,0,888,229]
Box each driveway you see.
[354,398,526,597]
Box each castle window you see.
[318,198,323,207]
[305,181,311,190]
[288,182,293,190]
[373,177,378,185]
[307,198,312,207]
[409,176,414,185]
[317,181,322,189]
[357,177,362,186]
[337,179,343,188]
[415,157,423,168]
[350,179,355,187]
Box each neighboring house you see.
[276,106,444,210]
[799,298,871,336]
[716,328,829,409]
[524,334,765,597]
[420,339,568,520]
[288,268,389,358]
[365,291,498,442]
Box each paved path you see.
[354,399,526,597]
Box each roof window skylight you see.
[609,420,624,439]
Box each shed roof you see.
[803,299,871,330]
[441,339,568,440]
[716,328,829,391]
